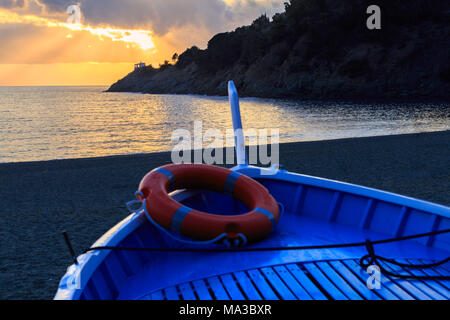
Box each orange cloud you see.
[0,8,155,51]
[0,7,159,84]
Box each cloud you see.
[0,1,285,65]
[35,0,70,12]
[16,0,284,35]
[0,0,27,9]
[0,0,285,84]
[0,22,148,64]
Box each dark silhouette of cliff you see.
[108,0,450,100]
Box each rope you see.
[83,228,450,254]
[142,199,229,246]
[80,228,450,280]
[76,197,450,281]
[78,228,450,280]
[360,240,450,280]
[127,199,247,247]
[83,229,450,280]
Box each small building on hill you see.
[134,62,146,71]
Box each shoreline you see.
[2,130,449,166]
[0,130,449,299]
[106,88,450,105]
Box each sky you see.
[0,0,284,86]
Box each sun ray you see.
[0,8,155,51]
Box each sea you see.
[0,86,448,163]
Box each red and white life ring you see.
[137,164,280,244]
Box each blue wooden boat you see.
[55,81,450,300]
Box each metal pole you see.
[228,81,248,165]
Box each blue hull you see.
[55,165,450,300]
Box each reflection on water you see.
[0,86,448,163]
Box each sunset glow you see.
[0,9,155,51]
[0,1,283,85]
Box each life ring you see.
[137,164,280,244]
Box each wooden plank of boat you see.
[302,263,348,300]
[285,264,327,300]
[246,269,279,300]
[328,261,382,300]
[206,277,230,300]
[192,280,213,300]
[233,271,263,300]
[219,274,245,300]
[273,265,313,300]
[260,267,297,300]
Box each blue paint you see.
[170,206,192,233]
[155,167,175,190]
[254,207,277,230]
[223,171,242,194]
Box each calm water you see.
[0,86,448,163]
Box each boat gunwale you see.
[240,165,450,218]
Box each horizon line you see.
[0,84,109,87]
